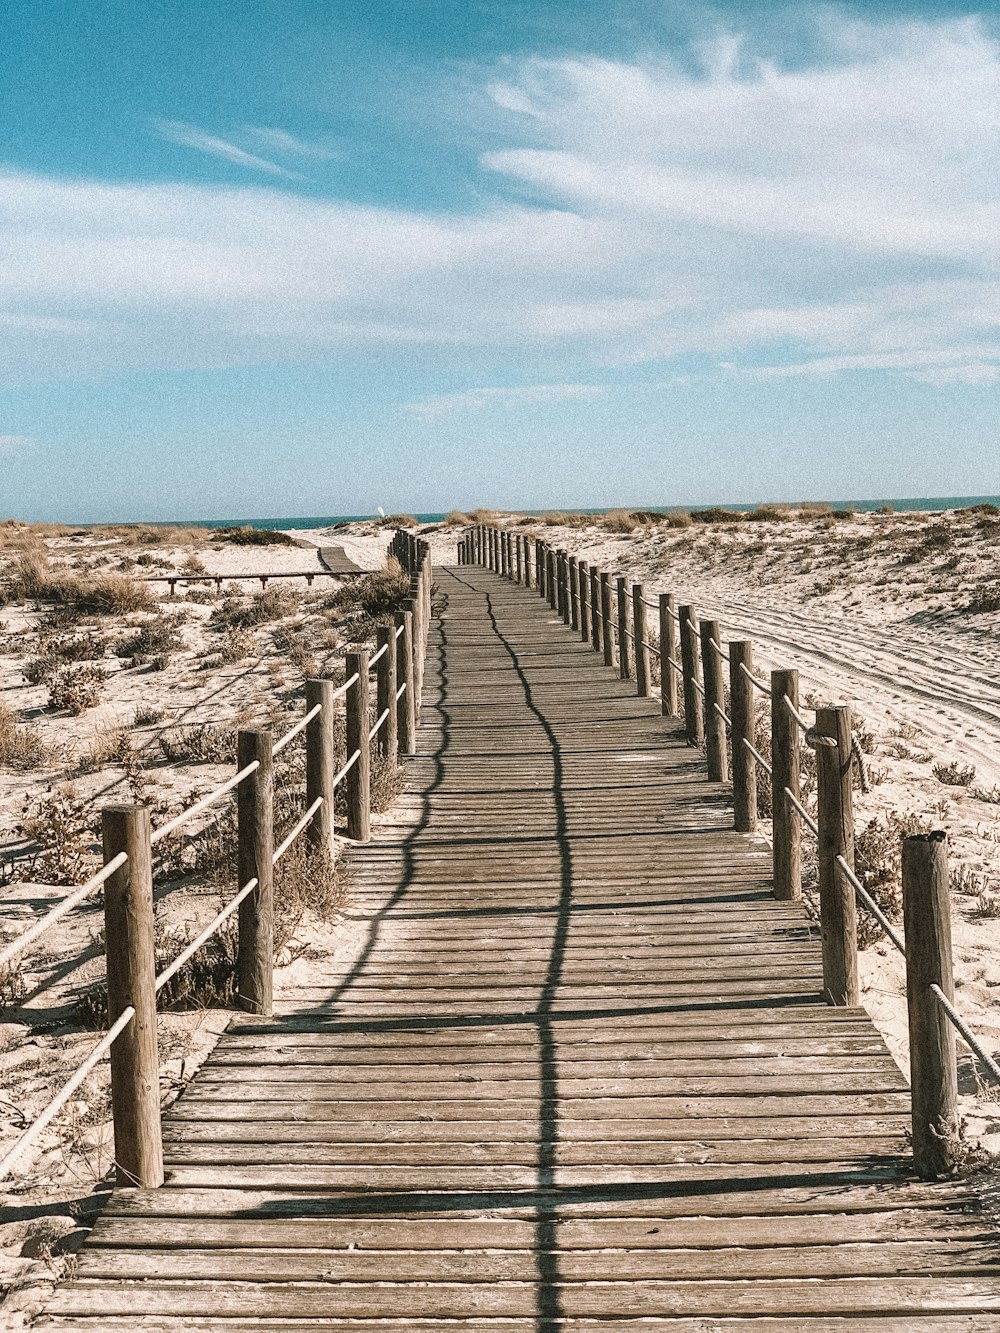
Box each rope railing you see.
[150,761,261,846]
[713,702,732,730]
[784,785,819,837]
[782,693,811,733]
[740,661,772,694]
[272,702,322,755]
[0,853,127,969]
[929,984,1000,1084]
[0,1006,135,1180]
[272,799,324,866]
[742,737,772,777]
[1,529,431,1188]
[155,880,260,992]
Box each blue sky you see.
[1,1,998,521]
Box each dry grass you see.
[4,553,156,614]
[0,702,50,770]
[384,513,418,529]
[159,723,237,765]
[16,788,97,886]
[444,510,470,526]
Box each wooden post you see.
[101,805,164,1188]
[815,704,858,1006]
[503,531,511,579]
[659,593,679,717]
[536,541,545,597]
[346,650,371,841]
[395,610,415,756]
[616,577,631,680]
[376,625,398,766]
[568,556,578,629]
[237,729,274,1016]
[408,590,424,722]
[729,641,757,833]
[700,620,728,782]
[590,566,601,653]
[516,534,523,584]
[903,832,958,1177]
[578,561,589,642]
[305,679,335,856]
[600,573,615,668]
[561,553,571,625]
[770,669,801,902]
[547,549,557,610]
[633,584,651,698]
[524,538,533,589]
[679,605,704,745]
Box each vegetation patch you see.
[211,526,295,546]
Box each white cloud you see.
[0,16,998,386]
[153,120,300,178]
[246,127,340,160]
[0,435,31,455]
[405,383,607,415]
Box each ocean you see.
[163,496,1000,530]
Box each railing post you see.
[395,609,415,756]
[561,552,571,625]
[102,804,164,1188]
[903,832,958,1178]
[590,566,601,653]
[376,625,398,767]
[516,534,523,584]
[548,549,557,610]
[600,572,615,669]
[524,537,533,589]
[578,560,589,642]
[305,679,334,856]
[633,584,650,697]
[770,669,801,901]
[729,641,757,833]
[408,589,424,723]
[679,604,703,746]
[568,556,578,630]
[659,593,679,717]
[503,531,511,579]
[815,704,858,1006]
[701,620,728,782]
[346,650,371,842]
[237,729,274,1016]
[616,577,631,680]
[536,541,544,597]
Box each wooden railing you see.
[0,535,433,1186]
[466,522,999,1179]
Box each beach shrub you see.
[159,723,237,764]
[17,788,97,886]
[750,505,793,522]
[5,554,155,615]
[937,759,976,787]
[967,584,1000,614]
[385,513,418,529]
[48,665,105,714]
[114,614,183,664]
[24,631,108,684]
[664,511,693,528]
[444,510,470,526]
[210,587,298,628]
[328,561,409,618]
[853,810,931,948]
[210,526,295,546]
[691,508,745,524]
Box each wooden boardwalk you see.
[41,566,1000,1330]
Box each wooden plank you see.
[38,563,1000,1328]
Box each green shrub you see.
[210,526,295,546]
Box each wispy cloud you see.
[1,17,998,387]
[405,384,607,416]
[0,435,31,455]
[245,127,340,160]
[152,119,300,178]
